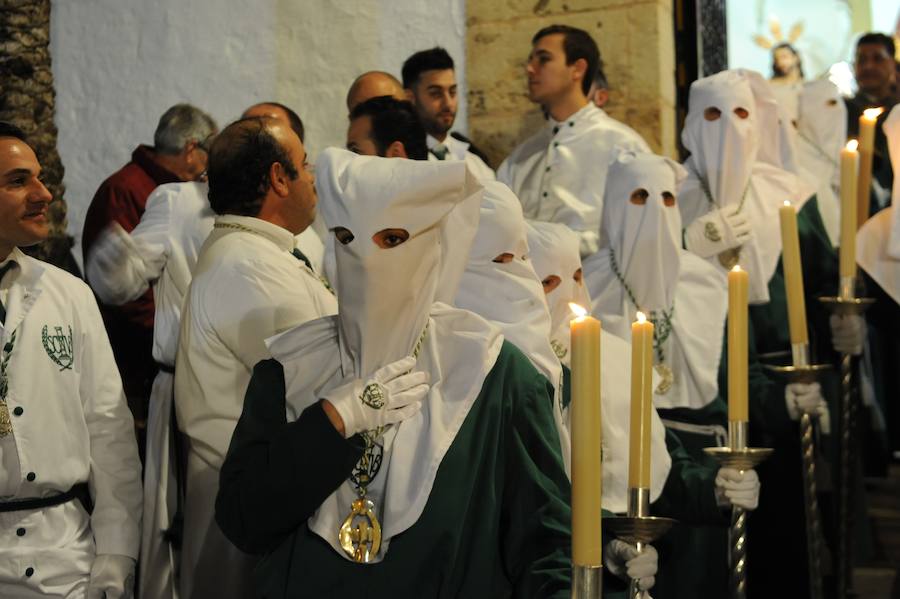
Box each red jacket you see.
[82,145,181,403]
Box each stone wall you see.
[466,0,677,167]
[1,0,72,267]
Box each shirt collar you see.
[548,102,596,130]
[215,214,297,252]
[132,145,182,186]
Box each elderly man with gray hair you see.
[82,103,217,455]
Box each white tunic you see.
[426,133,496,182]
[174,215,337,598]
[497,103,650,256]
[0,249,142,598]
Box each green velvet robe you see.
[216,341,574,598]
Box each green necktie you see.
[0,261,17,325]
[291,248,312,271]
[431,144,449,160]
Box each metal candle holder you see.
[764,357,832,599]
[819,290,874,599]
[602,488,675,599]
[571,564,602,599]
[703,421,773,599]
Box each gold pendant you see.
[654,363,674,395]
[339,497,382,563]
[718,247,741,270]
[0,399,12,437]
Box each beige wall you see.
[466,0,677,168]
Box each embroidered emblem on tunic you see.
[704,222,722,242]
[0,330,17,437]
[42,325,74,371]
[550,338,568,360]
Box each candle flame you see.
[863,107,884,119]
[783,200,792,207]
[636,311,647,323]
[731,265,743,273]
[846,139,859,152]
[569,302,587,319]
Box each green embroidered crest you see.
[41,325,74,371]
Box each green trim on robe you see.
[218,341,574,598]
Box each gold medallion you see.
[654,363,674,395]
[718,247,741,270]
[0,399,11,437]
[339,497,382,563]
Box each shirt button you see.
[16,528,25,537]
[569,121,574,127]
[552,126,559,134]
[542,192,548,197]
[545,166,551,172]
[25,567,34,577]
[26,472,35,482]
[12,406,22,416]
[553,142,559,148]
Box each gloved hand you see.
[85,222,166,305]
[87,554,135,599]
[604,539,657,591]
[830,314,866,356]
[714,467,760,510]
[785,382,828,421]
[683,205,753,258]
[322,355,429,438]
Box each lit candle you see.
[779,201,809,346]
[840,140,860,281]
[727,266,749,422]
[857,107,884,228]
[629,311,653,490]
[569,302,602,567]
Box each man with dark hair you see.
[173,116,336,598]
[82,103,217,452]
[346,71,406,113]
[347,96,428,160]
[0,122,142,597]
[846,32,898,212]
[498,24,649,258]
[402,47,495,180]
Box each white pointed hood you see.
[526,219,671,511]
[680,69,808,303]
[585,150,727,411]
[797,79,847,247]
[266,148,503,563]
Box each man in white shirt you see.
[174,116,337,598]
[498,25,650,257]
[402,47,495,181]
[0,121,142,598]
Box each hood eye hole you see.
[827,99,838,106]
[704,107,721,121]
[630,188,649,205]
[492,252,514,264]
[662,191,676,207]
[334,227,355,245]
[541,275,561,295]
[734,107,749,119]
[372,228,410,249]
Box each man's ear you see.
[269,161,291,197]
[571,57,588,87]
[385,141,409,159]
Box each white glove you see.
[683,205,753,258]
[85,222,166,305]
[714,467,760,510]
[322,355,429,438]
[604,539,657,592]
[830,314,866,356]
[785,382,828,420]
[87,554,135,599]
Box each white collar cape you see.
[266,302,502,563]
[583,248,728,412]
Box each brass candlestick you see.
[704,421,772,599]
[819,290,874,599]
[765,357,833,599]
[602,488,675,599]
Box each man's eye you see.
[384,235,403,247]
[630,188,649,205]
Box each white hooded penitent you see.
[264,148,502,563]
